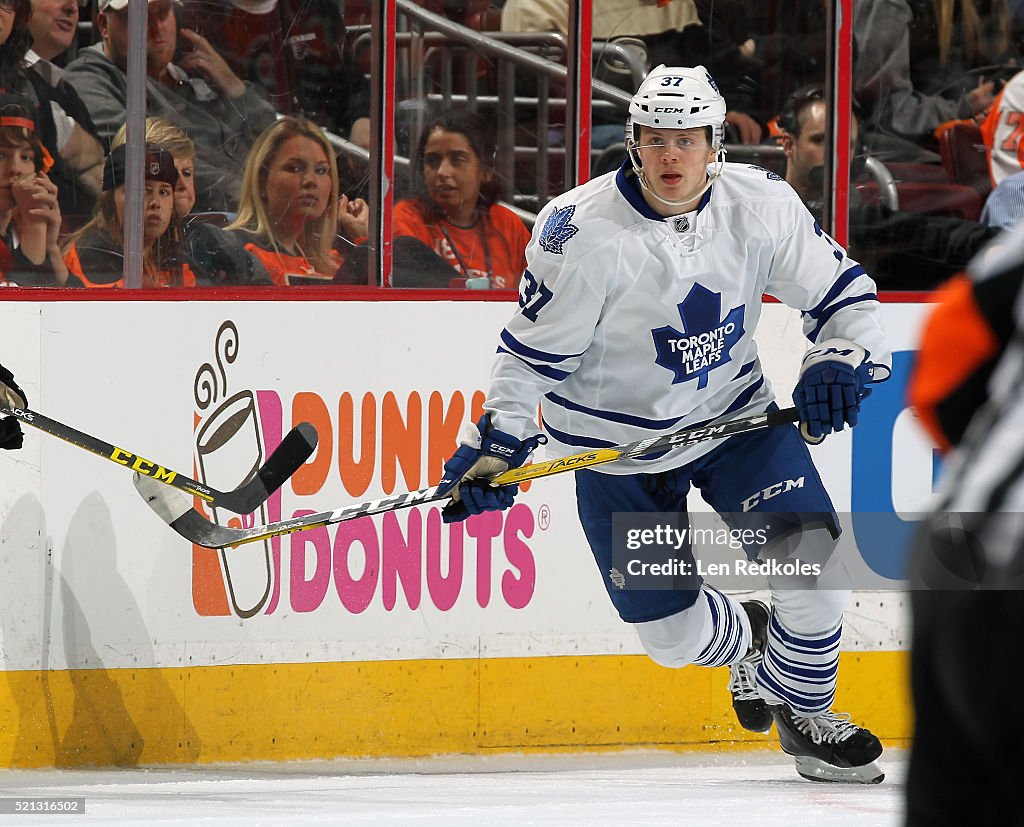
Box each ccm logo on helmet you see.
[653,107,690,113]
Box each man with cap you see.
[64,143,196,287]
[64,0,277,212]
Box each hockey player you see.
[0,362,26,450]
[438,65,892,784]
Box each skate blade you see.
[793,756,884,785]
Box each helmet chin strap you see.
[632,148,727,213]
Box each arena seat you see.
[856,181,985,222]
[938,122,992,199]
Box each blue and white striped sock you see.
[691,584,751,668]
[756,609,841,715]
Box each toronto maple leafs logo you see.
[539,205,579,255]
[748,164,782,181]
[651,284,745,388]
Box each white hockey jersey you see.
[487,161,892,474]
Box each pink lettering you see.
[501,504,536,609]
[333,518,379,613]
[426,509,464,611]
[466,511,503,608]
[382,510,422,610]
[289,511,332,613]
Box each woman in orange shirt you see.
[226,116,368,286]
[394,110,529,289]
[64,143,194,288]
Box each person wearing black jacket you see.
[0,0,103,217]
[780,84,999,290]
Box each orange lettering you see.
[338,392,376,497]
[427,390,465,485]
[1003,111,1024,152]
[291,392,332,495]
[381,391,422,493]
[470,390,486,423]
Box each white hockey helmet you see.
[626,65,727,148]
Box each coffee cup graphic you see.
[195,390,273,618]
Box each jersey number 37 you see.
[519,270,554,321]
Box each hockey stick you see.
[1,404,318,514]
[135,406,800,548]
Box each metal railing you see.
[350,1,639,212]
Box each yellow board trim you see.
[0,651,911,768]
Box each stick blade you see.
[134,472,239,549]
[216,421,318,514]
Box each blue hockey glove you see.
[438,414,546,524]
[0,362,26,451]
[793,339,875,442]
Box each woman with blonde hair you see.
[112,118,197,221]
[112,117,270,284]
[64,143,194,288]
[227,116,368,285]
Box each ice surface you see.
[0,748,906,825]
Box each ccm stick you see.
[2,404,318,514]
[135,406,801,548]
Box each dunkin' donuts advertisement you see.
[0,299,929,671]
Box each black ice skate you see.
[727,600,774,733]
[773,706,885,784]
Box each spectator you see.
[749,0,829,135]
[64,143,196,287]
[110,116,271,284]
[854,0,1001,153]
[501,0,764,145]
[179,0,370,141]
[65,0,278,212]
[502,0,700,37]
[779,83,999,289]
[0,96,68,287]
[394,110,529,289]
[980,168,1024,226]
[979,67,1024,186]
[0,0,103,216]
[225,116,368,285]
[26,0,77,64]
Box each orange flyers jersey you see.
[393,200,530,289]
[240,234,342,286]
[981,81,1024,186]
[64,239,196,288]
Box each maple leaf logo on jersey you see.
[651,284,745,388]
[539,205,579,254]
[748,164,782,181]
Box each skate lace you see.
[791,711,859,745]
[727,656,761,702]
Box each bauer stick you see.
[1,404,318,514]
[135,406,801,549]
